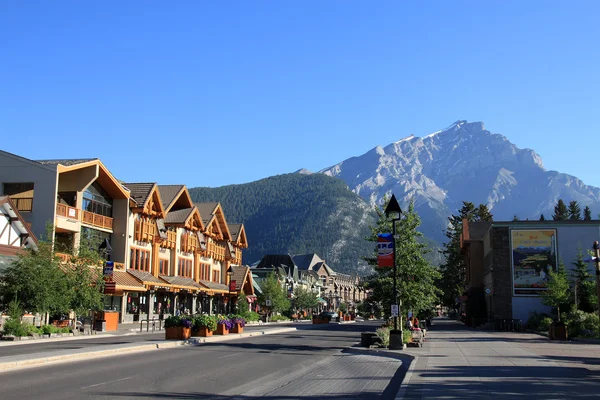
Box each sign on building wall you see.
[377,233,394,268]
[511,229,557,296]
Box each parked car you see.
[318,311,338,321]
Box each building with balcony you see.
[0,152,130,265]
[0,195,38,265]
[0,150,253,323]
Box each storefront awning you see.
[318,297,328,304]
[198,280,230,295]
[111,270,146,292]
[127,269,173,289]
[160,275,203,292]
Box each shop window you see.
[212,270,220,283]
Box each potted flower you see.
[216,315,234,335]
[192,315,217,337]
[164,316,192,340]
[230,315,246,334]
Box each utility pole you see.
[594,241,600,337]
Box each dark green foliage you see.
[553,199,569,220]
[438,202,492,312]
[568,201,582,220]
[512,215,520,221]
[541,259,572,321]
[292,286,319,312]
[257,273,290,313]
[363,199,441,318]
[539,214,546,221]
[584,206,592,221]
[188,173,376,274]
[571,249,597,313]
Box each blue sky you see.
[1,1,599,188]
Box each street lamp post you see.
[385,194,403,350]
[593,241,600,337]
[227,266,234,314]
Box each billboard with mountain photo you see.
[511,229,557,296]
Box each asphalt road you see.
[0,321,406,400]
[0,322,296,358]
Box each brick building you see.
[461,219,600,323]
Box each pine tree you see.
[364,199,441,319]
[568,201,582,220]
[553,199,569,220]
[540,260,571,322]
[512,215,520,221]
[540,214,546,221]
[438,202,477,312]
[475,204,493,222]
[584,206,592,221]
[571,249,596,313]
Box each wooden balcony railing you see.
[56,203,79,220]
[181,232,200,254]
[161,230,177,250]
[9,197,33,212]
[82,210,113,230]
[206,242,226,261]
[134,218,158,242]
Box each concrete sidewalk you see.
[397,319,600,399]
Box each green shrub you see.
[525,311,553,332]
[242,311,260,322]
[403,329,412,344]
[564,310,600,338]
[193,315,217,331]
[270,315,289,322]
[376,326,390,347]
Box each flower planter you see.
[165,326,191,340]
[192,327,213,337]
[231,323,244,334]
[216,324,229,335]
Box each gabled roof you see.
[257,254,296,270]
[0,196,38,252]
[124,183,155,206]
[292,253,324,271]
[228,223,248,248]
[230,265,253,294]
[158,185,184,209]
[195,202,218,225]
[199,280,230,292]
[36,158,98,166]
[124,183,165,218]
[194,202,231,240]
[165,208,195,225]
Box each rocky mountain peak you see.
[320,121,600,242]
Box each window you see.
[200,264,211,281]
[178,258,193,278]
[83,182,113,217]
[3,182,34,212]
[159,259,169,275]
[212,270,220,283]
[129,248,150,271]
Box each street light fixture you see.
[593,241,600,337]
[385,194,403,350]
[227,266,234,314]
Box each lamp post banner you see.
[377,233,394,268]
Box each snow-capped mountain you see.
[320,120,600,242]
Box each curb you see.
[0,327,298,373]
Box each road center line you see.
[218,352,242,359]
[81,376,134,390]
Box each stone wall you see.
[491,227,512,319]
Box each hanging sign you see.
[229,280,237,292]
[377,233,394,268]
[103,261,114,278]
